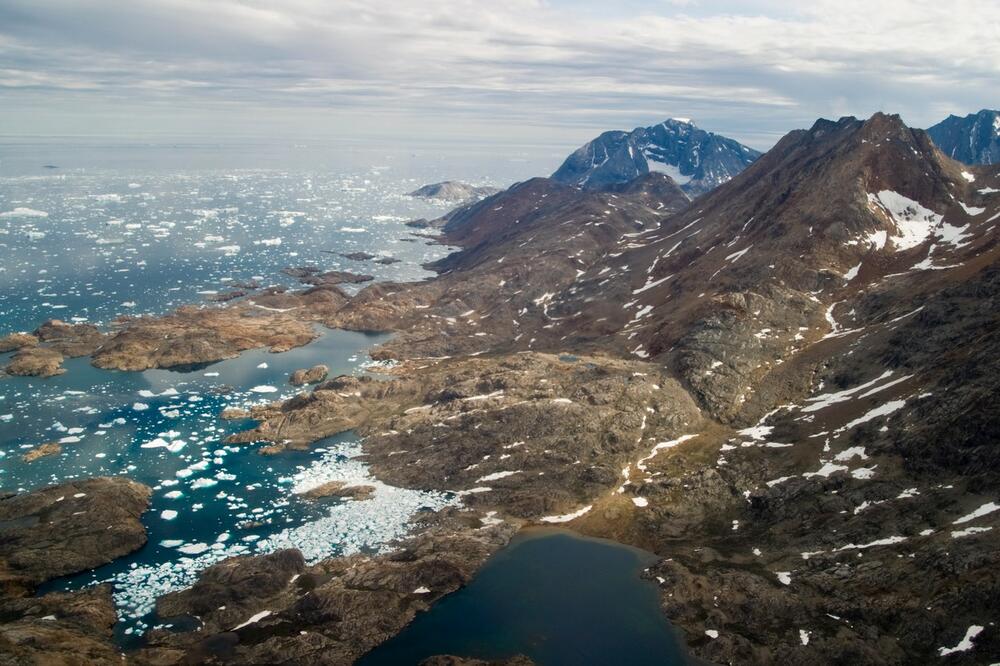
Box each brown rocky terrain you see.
[0,478,152,664]
[2,113,999,664]
[0,477,151,596]
[183,113,1000,664]
[290,364,329,386]
[133,511,515,665]
[0,333,37,353]
[20,441,61,462]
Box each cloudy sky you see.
[1,0,997,150]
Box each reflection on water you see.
[359,529,688,666]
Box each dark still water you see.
[359,529,688,666]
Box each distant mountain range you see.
[551,118,762,196]
[926,109,1000,165]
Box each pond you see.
[359,528,689,666]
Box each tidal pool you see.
[359,529,689,666]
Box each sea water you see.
[0,137,548,639]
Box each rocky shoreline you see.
[2,114,1000,664]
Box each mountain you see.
[926,109,1000,164]
[551,118,762,196]
[7,114,1000,665]
[408,181,501,202]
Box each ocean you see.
[0,136,551,639]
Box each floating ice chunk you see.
[160,510,178,520]
[177,543,211,555]
[250,385,278,393]
[132,402,149,411]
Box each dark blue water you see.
[359,530,688,666]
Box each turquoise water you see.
[359,530,688,666]
[0,142,513,637]
[14,328,455,639]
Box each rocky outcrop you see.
[228,352,703,520]
[3,346,65,377]
[0,585,123,665]
[34,319,106,357]
[134,511,516,665]
[284,267,375,286]
[92,305,319,371]
[290,364,329,386]
[300,481,375,501]
[0,332,37,353]
[20,441,61,462]
[0,477,151,596]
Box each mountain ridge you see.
[551,118,761,196]
[4,112,1000,665]
[926,108,1000,165]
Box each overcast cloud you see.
[0,0,997,149]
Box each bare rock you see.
[0,477,151,596]
[0,333,38,353]
[300,481,376,501]
[92,305,318,372]
[0,585,121,665]
[33,319,106,357]
[21,442,61,463]
[290,364,329,386]
[4,347,65,377]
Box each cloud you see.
[0,0,996,149]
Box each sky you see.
[0,0,998,151]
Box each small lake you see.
[359,529,689,666]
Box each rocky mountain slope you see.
[927,109,1000,165]
[3,113,1000,664]
[551,118,761,196]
